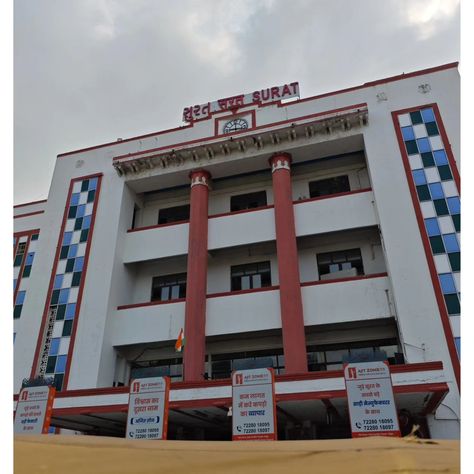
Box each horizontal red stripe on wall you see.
[13,210,45,219]
[117,273,389,310]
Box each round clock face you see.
[223,118,249,134]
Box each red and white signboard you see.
[232,368,277,441]
[344,361,401,438]
[14,386,56,434]
[126,377,170,440]
[183,82,299,122]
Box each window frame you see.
[230,190,268,212]
[308,175,350,199]
[316,248,364,278]
[151,272,187,302]
[230,260,272,292]
[157,204,190,225]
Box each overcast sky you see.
[14,0,459,204]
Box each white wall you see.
[14,62,460,441]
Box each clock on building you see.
[223,118,249,134]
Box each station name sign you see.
[183,82,299,123]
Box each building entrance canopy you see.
[14,362,448,438]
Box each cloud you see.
[14,0,459,203]
[403,0,459,39]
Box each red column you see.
[270,153,308,374]
[183,170,211,381]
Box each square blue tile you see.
[50,338,60,356]
[417,138,431,153]
[55,355,67,373]
[82,215,91,229]
[446,196,460,215]
[433,150,448,166]
[425,218,441,236]
[70,193,80,206]
[63,232,73,246]
[429,182,444,199]
[16,290,26,305]
[439,273,457,294]
[58,288,70,305]
[455,337,460,357]
[74,257,84,272]
[65,303,76,320]
[89,177,98,190]
[54,274,64,290]
[402,126,415,141]
[421,108,436,123]
[443,234,460,253]
[76,205,86,218]
[68,244,78,259]
[412,169,427,185]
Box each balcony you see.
[123,189,376,264]
[294,188,376,237]
[111,273,391,346]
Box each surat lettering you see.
[183,82,299,122]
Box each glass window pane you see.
[241,275,250,290]
[171,285,180,299]
[161,286,170,300]
[252,274,262,288]
[326,349,349,363]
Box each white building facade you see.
[13,63,460,440]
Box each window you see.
[317,248,363,278]
[309,175,350,198]
[230,191,267,212]
[158,204,190,225]
[131,357,183,382]
[307,339,403,372]
[151,273,186,301]
[231,261,271,291]
[211,349,285,379]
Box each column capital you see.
[269,152,292,173]
[189,169,211,188]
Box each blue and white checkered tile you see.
[397,107,460,350]
[42,177,98,391]
[14,233,39,320]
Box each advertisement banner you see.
[344,361,401,438]
[14,386,56,434]
[126,377,170,440]
[232,368,277,441]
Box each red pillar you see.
[183,170,211,381]
[270,153,308,374]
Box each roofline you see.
[56,61,458,158]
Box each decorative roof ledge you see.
[112,104,368,177]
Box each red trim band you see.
[300,272,388,287]
[14,199,47,209]
[127,219,189,233]
[14,210,44,219]
[116,273,389,310]
[293,187,372,205]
